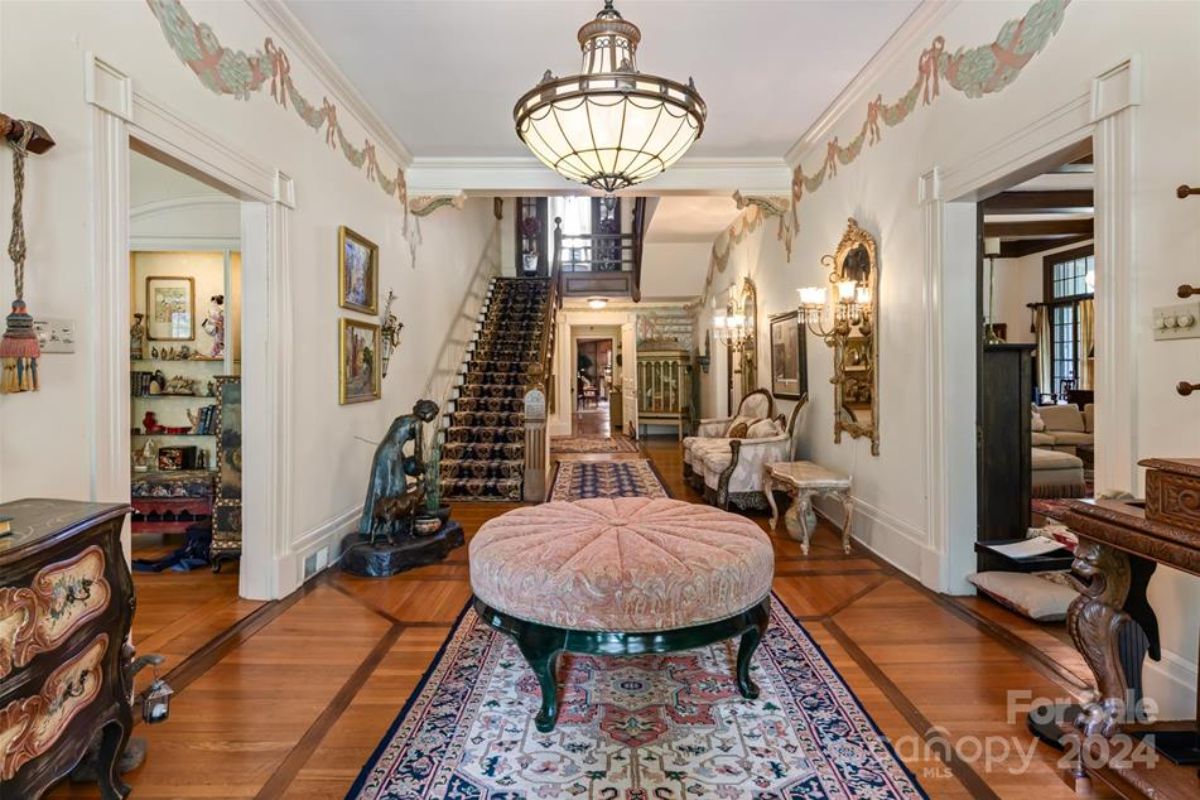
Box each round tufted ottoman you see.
[470,497,774,731]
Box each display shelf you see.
[131,432,214,438]
[131,394,217,399]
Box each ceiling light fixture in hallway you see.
[514,0,706,193]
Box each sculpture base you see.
[340,521,463,578]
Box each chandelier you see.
[514,1,707,193]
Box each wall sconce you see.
[697,331,711,373]
[798,275,873,345]
[379,289,404,379]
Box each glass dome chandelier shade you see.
[514,1,706,194]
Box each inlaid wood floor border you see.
[822,615,1003,800]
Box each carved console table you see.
[1062,458,1200,797]
[0,499,135,799]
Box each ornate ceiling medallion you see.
[514,1,707,193]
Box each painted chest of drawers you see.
[0,499,134,799]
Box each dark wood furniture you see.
[1062,458,1200,798]
[0,499,134,799]
[977,344,1035,571]
[474,596,769,733]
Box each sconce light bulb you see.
[837,280,858,303]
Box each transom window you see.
[1050,252,1095,300]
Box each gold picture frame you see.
[339,318,381,404]
[339,225,378,314]
[146,275,196,341]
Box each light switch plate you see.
[33,318,76,353]
[1153,302,1200,341]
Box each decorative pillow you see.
[747,419,781,439]
[968,571,1080,621]
[727,420,752,439]
[1038,404,1085,432]
[725,415,755,437]
[1031,407,1046,432]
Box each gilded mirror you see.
[825,219,879,455]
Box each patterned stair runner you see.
[440,277,551,501]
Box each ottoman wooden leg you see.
[735,598,771,699]
[516,631,567,733]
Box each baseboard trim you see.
[1143,648,1199,721]
[813,497,940,586]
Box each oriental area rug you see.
[548,459,670,501]
[550,434,640,454]
[346,595,928,799]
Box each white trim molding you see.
[925,57,1139,595]
[784,0,960,166]
[86,52,296,600]
[405,156,792,197]
[245,0,413,168]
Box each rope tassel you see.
[1,299,39,392]
[2,121,37,393]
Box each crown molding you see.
[405,156,791,196]
[244,0,413,168]
[783,0,960,167]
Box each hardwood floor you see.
[51,439,1120,799]
[127,538,263,694]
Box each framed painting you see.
[146,276,195,341]
[339,226,378,314]
[769,311,807,400]
[340,318,381,404]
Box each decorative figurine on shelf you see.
[130,314,146,360]
[342,398,463,577]
[142,411,162,434]
[133,439,156,473]
[378,290,403,379]
[201,294,225,358]
[164,375,198,396]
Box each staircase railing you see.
[522,224,561,501]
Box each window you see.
[1051,303,1076,396]
[1050,252,1095,299]
[1042,245,1094,398]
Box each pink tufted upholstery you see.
[470,497,774,632]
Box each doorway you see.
[574,336,615,436]
[124,145,262,681]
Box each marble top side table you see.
[763,461,853,555]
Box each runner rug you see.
[548,458,670,500]
[550,434,639,454]
[346,595,928,799]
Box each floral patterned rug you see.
[548,459,670,501]
[550,435,639,454]
[346,595,928,799]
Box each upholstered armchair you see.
[682,389,775,478]
[693,396,808,511]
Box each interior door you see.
[621,321,638,437]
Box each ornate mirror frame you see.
[826,219,880,455]
[734,277,758,399]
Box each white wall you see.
[694,1,1200,717]
[640,241,711,300]
[0,1,498,595]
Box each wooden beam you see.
[981,190,1093,213]
[984,218,1093,238]
[996,235,1091,259]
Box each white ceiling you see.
[645,195,740,242]
[283,0,920,160]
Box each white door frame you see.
[86,54,295,600]
[922,58,1140,594]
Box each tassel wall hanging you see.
[0,115,54,393]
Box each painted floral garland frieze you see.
[791,0,1072,222]
[146,0,408,207]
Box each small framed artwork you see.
[340,318,381,404]
[146,276,195,341]
[339,226,378,314]
[769,311,807,400]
